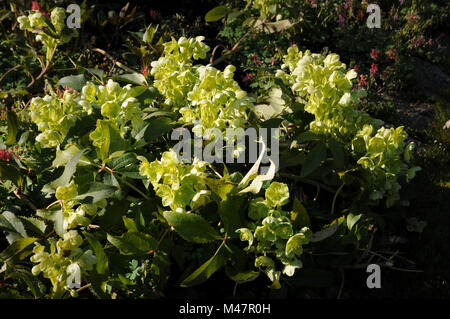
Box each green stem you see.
[331,183,344,215]
[116,174,150,200]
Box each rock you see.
[412,57,450,99]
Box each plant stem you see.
[331,183,344,215]
[116,174,150,200]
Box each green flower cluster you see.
[30,90,85,147]
[352,125,421,206]
[82,80,145,136]
[55,181,107,230]
[18,8,77,63]
[30,79,145,150]
[30,230,97,293]
[150,36,210,108]
[277,46,419,206]
[139,150,211,211]
[151,37,253,135]
[276,45,383,141]
[237,182,312,284]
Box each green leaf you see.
[116,165,143,179]
[18,217,46,237]
[36,208,65,237]
[0,211,27,244]
[53,144,90,168]
[300,142,327,177]
[143,24,157,43]
[135,117,175,142]
[85,68,104,82]
[57,74,87,92]
[107,153,137,170]
[163,211,222,243]
[218,196,245,237]
[235,228,253,248]
[122,216,138,232]
[285,233,309,256]
[310,218,340,243]
[45,150,84,192]
[74,182,116,204]
[142,110,178,120]
[347,213,362,231]
[205,178,235,200]
[226,11,244,22]
[328,138,345,170]
[5,110,19,145]
[90,120,128,160]
[112,73,147,86]
[0,161,22,187]
[107,232,157,255]
[9,268,43,298]
[84,232,109,274]
[294,131,320,144]
[205,6,229,22]
[180,242,228,287]
[0,237,38,263]
[290,198,311,228]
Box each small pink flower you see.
[370,49,379,60]
[31,1,41,11]
[387,49,398,61]
[0,148,15,162]
[339,14,345,26]
[358,74,367,87]
[242,73,253,82]
[353,64,359,73]
[149,9,156,19]
[251,54,262,67]
[141,65,149,75]
[370,63,378,76]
